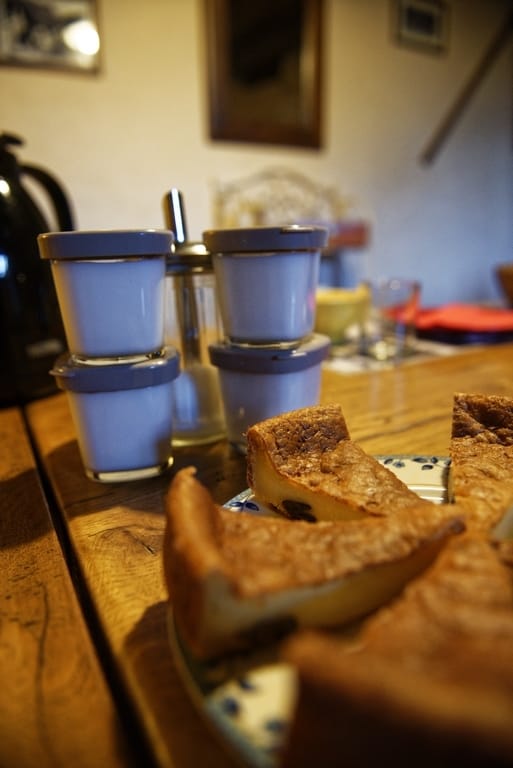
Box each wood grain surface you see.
[0,407,136,768]
[25,395,246,768]
[320,344,513,454]
[21,343,513,767]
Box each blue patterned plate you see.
[168,455,450,767]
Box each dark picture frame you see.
[393,0,449,54]
[0,0,100,72]
[204,0,324,148]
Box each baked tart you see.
[246,404,428,522]
[281,532,513,768]
[450,392,513,532]
[163,467,464,659]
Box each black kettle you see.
[0,132,75,406]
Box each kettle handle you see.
[21,163,75,231]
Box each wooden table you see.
[3,342,513,767]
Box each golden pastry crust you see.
[311,440,426,513]
[246,403,351,465]
[163,468,464,658]
[358,533,513,650]
[213,499,463,597]
[162,467,221,650]
[452,392,513,443]
[246,404,424,521]
[281,533,513,768]
[165,468,465,596]
[450,393,513,532]
[246,403,351,507]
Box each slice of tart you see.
[163,467,464,659]
[246,404,429,522]
[281,532,513,768]
[450,392,513,533]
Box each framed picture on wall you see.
[392,0,449,54]
[204,0,324,148]
[0,0,100,72]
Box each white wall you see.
[1,0,512,306]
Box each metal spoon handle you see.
[163,188,201,364]
[163,188,187,244]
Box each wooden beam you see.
[420,9,513,165]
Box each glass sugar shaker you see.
[163,188,226,445]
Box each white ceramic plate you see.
[168,455,450,768]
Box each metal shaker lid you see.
[166,241,212,274]
[163,188,213,274]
